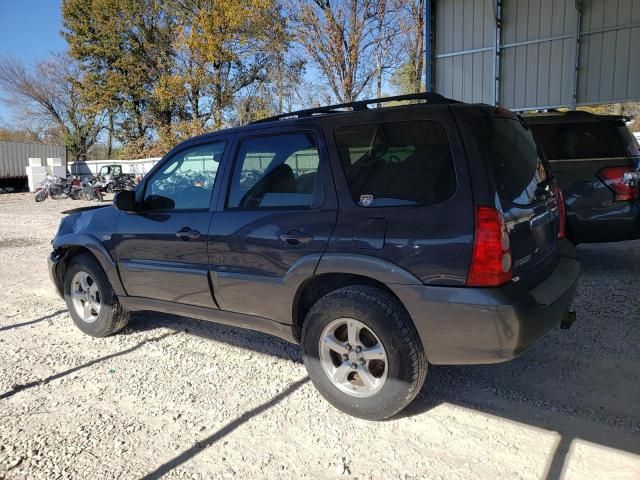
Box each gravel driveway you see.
[0,192,638,480]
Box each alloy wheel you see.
[318,318,388,398]
[70,271,101,323]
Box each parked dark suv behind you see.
[526,111,640,243]
[49,94,580,419]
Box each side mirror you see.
[113,190,137,211]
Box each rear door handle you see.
[175,227,201,240]
[279,230,313,245]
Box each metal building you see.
[0,141,67,180]
[429,0,640,110]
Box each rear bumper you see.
[568,201,640,243]
[391,241,580,365]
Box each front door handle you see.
[280,230,313,245]
[175,227,201,240]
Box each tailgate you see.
[473,110,561,289]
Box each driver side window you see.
[144,141,226,211]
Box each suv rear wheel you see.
[63,253,129,337]
[302,286,427,420]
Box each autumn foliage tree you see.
[62,0,290,156]
[62,0,175,155]
[161,0,286,129]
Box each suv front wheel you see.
[302,286,427,420]
[63,253,129,337]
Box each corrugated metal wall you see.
[501,0,577,109]
[435,0,495,104]
[433,0,640,110]
[0,141,66,178]
[578,0,640,105]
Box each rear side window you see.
[334,121,455,207]
[530,122,629,160]
[473,113,547,205]
[227,132,322,209]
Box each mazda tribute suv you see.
[48,93,580,420]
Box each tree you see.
[0,125,43,144]
[63,0,176,155]
[0,55,104,159]
[291,0,400,103]
[163,0,286,130]
[393,0,424,95]
[580,102,640,133]
[64,0,291,154]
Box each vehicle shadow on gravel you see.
[124,311,303,363]
[141,376,310,480]
[108,244,639,480]
[0,332,178,401]
[0,309,67,332]
[402,244,640,480]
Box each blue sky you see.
[0,0,66,123]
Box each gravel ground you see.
[0,192,638,480]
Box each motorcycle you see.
[34,175,105,202]
[103,174,135,193]
[34,176,73,202]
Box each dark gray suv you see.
[48,94,580,419]
[526,111,640,243]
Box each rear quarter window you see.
[334,121,456,207]
[473,113,547,206]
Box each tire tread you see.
[305,285,427,418]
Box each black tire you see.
[63,253,129,337]
[34,190,46,202]
[302,286,427,420]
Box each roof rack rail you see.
[250,92,455,124]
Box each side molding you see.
[119,296,297,343]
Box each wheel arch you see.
[53,234,126,296]
[292,253,422,342]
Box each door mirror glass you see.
[143,141,226,211]
[113,190,137,211]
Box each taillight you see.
[598,166,640,201]
[467,206,512,287]
[554,187,566,239]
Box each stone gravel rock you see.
[0,192,639,479]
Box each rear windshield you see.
[473,112,547,206]
[529,122,630,160]
[334,121,455,207]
